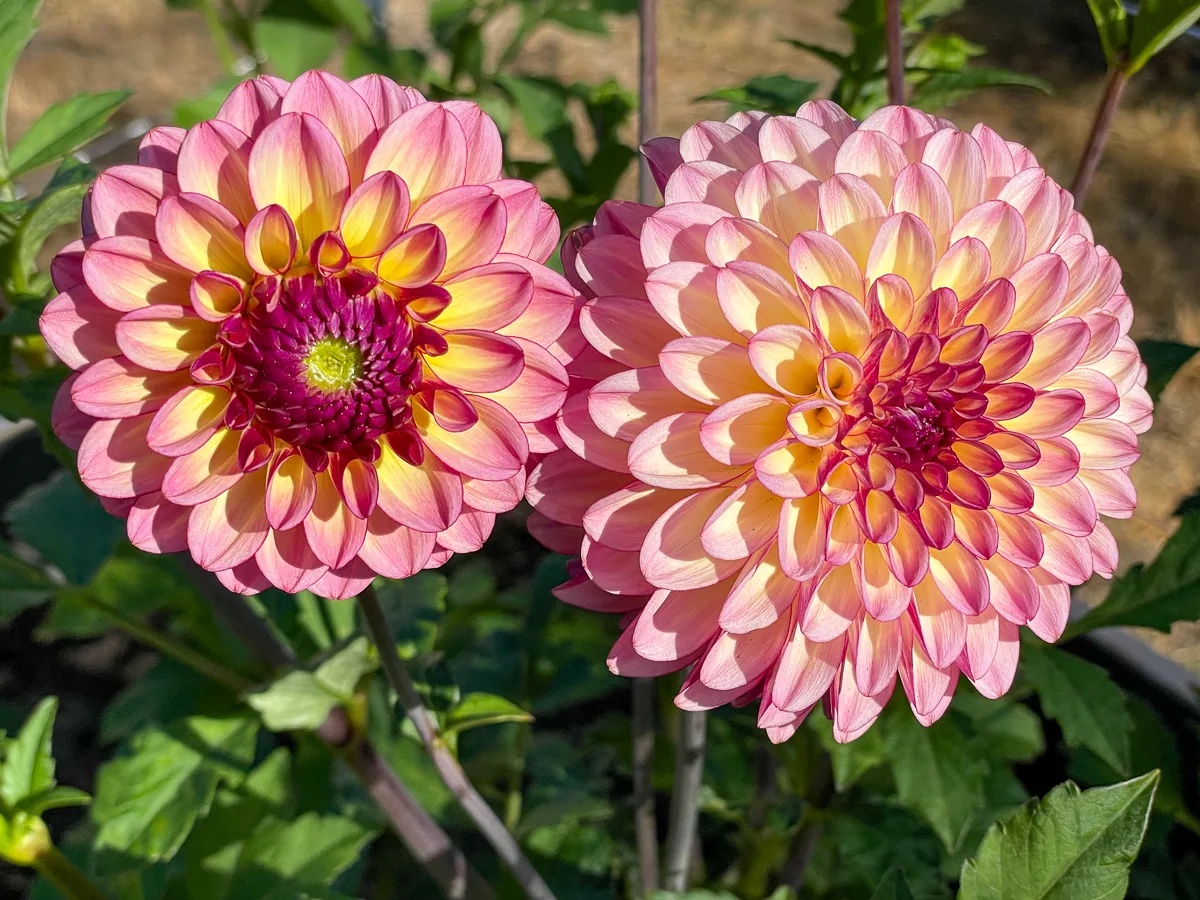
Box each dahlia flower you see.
[42,72,572,599]
[527,103,1150,742]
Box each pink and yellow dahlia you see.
[527,103,1150,742]
[42,72,573,599]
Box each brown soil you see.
[11,0,1200,667]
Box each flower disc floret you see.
[527,102,1151,742]
[42,72,575,599]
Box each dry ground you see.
[12,0,1200,667]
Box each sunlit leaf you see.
[908,68,1050,112]
[8,90,130,178]
[443,692,533,735]
[0,0,39,156]
[254,17,337,79]
[1129,0,1200,74]
[93,715,259,861]
[696,74,820,115]
[1087,0,1131,64]
[959,772,1159,900]
[0,697,58,809]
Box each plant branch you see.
[316,706,494,900]
[178,563,492,900]
[637,0,659,206]
[33,845,109,900]
[357,584,558,900]
[1071,65,1128,210]
[781,750,833,891]
[662,709,707,891]
[68,590,253,693]
[631,679,659,897]
[884,0,905,105]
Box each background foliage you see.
[3,0,1200,898]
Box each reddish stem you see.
[884,0,905,105]
[638,0,659,205]
[1071,65,1128,211]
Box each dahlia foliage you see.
[528,103,1150,741]
[41,72,572,599]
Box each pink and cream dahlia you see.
[527,103,1151,742]
[41,72,573,599]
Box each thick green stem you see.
[68,591,253,693]
[34,846,110,900]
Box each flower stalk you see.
[356,584,558,900]
[32,845,109,900]
[884,0,905,105]
[662,709,707,891]
[1071,64,1128,210]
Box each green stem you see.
[69,592,253,693]
[34,846,109,900]
[196,0,241,76]
[504,722,531,830]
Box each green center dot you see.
[304,337,363,393]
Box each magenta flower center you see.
[225,273,423,464]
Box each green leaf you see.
[871,868,916,900]
[1137,338,1197,400]
[958,771,1160,900]
[0,697,58,809]
[255,17,337,79]
[6,471,126,585]
[0,539,53,621]
[8,90,131,178]
[247,638,376,732]
[908,68,1051,113]
[226,812,376,900]
[906,32,983,70]
[1128,0,1200,74]
[1066,510,1200,636]
[101,661,215,745]
[246,671,340,732]
[696,74,820,115]
[0,0,40,156]
[176,748,295,900]
[649,892,739,900]
[13,180,88,282]
[93,715,258,862]
[306,0,375,42]
[1086,0,1131,64]
[443,692,533,735]
[313,636,376,696]
[784,39,853,73]
[886,712,988,852]
[19,784,90,816]
[1020,641,1132,776]
[174,77,241,129]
